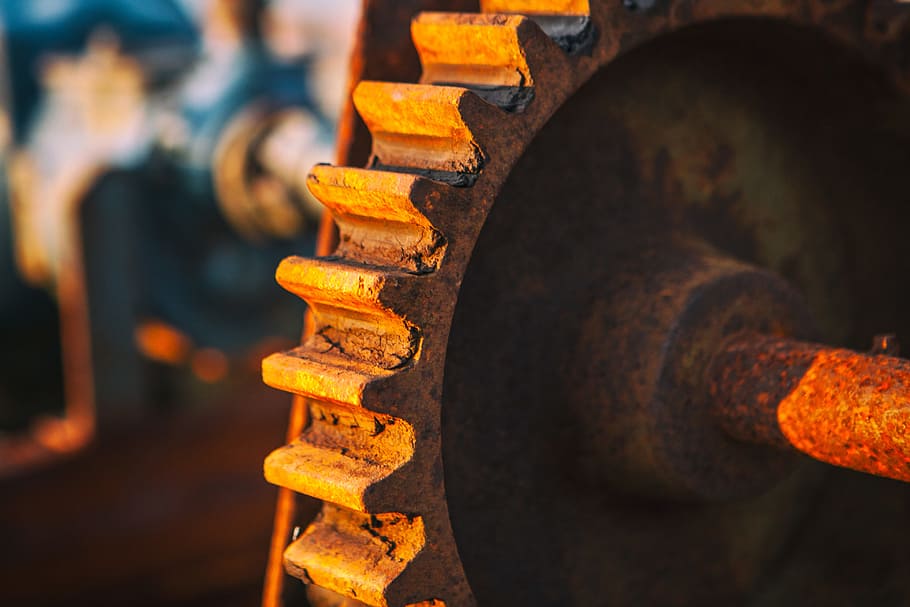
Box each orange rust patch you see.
[778,349,910,482]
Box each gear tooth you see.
[284,506,427,607]
[412,12,561,112]
[480,0,589,14]
[264,441,401,513]
[276,256,400,313]
[475,1,594,55]
[262,346,397,407]
[306,165,449,273]
[264,404,414,512]
[307,165,441,228]
[275,257,423,369]
[353,81,498,175]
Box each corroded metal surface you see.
[261,1,910,606]
[710,335,910,482]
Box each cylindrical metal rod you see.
[709,335,910,482]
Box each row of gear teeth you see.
[263,3,587,604]
[261,1,910,606]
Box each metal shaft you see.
[709,335,910,482]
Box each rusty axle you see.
[709,335,910,483]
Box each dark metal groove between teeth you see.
[370,161,480,187]
[532,16,596,55]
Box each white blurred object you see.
[10,33,150,286]
[263,0,361,121]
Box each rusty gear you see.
[261,2,910,606]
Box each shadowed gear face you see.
[260,1,910,606]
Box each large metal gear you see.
[261,1,910,605]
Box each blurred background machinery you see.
[0,0,357,604]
